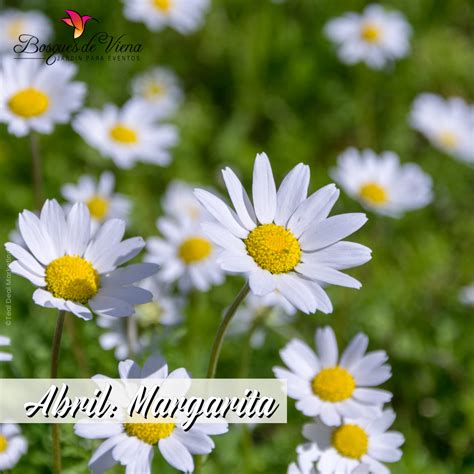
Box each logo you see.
[61,10,95,39]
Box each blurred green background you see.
[1,0,473,472]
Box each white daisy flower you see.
[0,9,52,54]
[61,171,132,232]
[0,57,86,137]
[288,444,320,474]
[273,326,392,426]
[73,99,178,169]
[5,199,158,320]
[331,148,433,217]
[0,336,12,362]
[122,0,210,35]
[163,180,206,224]
[410,93,474,164]
[194,152,372,314]
[459,284,474,305]
[0,423,27,470]
[302,409,404,474]
[324,4,411,69]
[230,291,296,348]
[99,276,183,360]
[74,355,228,474]
[146,216,224,292]
[131,67,183,119]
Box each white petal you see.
[279,338,320,379]
[320,403,341,426]
[252,152,277,223]
[102,263,159,287]
[66,202,91,255]
[217,252,256,273]
[93,237,145,273]
[272,367,312,399]
[5,243,45,276]
[9,261,45,286]
[65,301,92,320]
[74,422,122,439]
[84,219,126,263]
[201,222,246,252]
[339,333,368,369]
[248,269,276,295]
[158,436,194,472]
[40,199,67,257]
[302,241,372,270]
[32,288,66,309]
[172,428,214,455]
[89,295,134,318]
[100,287,153,305]
[315,327,339,367]
[276,273,318,314]
[353,388,392,405]
[296,264,362,289]
[89,436,122,473]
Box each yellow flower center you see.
[136,302,163,327]
[332,424,369,459]
[109,124,138,144]
[153,0,171,12]
[361,23,381,43]
[45,255,100,304]
[0,434,7,453]
[124,422,175,444]
[359,182,388,206]
[87,196,109,220]
[7,19,24,39]
[311,367,356,402]
[438,130,458,149]
[245,224,301,274]
[8,88,49,118]
[145,82,164,99]
[178,237,212,264]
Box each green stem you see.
[30,133,44,210]
[51,310,65,474]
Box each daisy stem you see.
[30,133,44,210]
[51,310,66,474]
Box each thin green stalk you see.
[51,310,66,474]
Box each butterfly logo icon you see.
[61,10,95,39]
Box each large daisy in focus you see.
[61,171,131,232]
[131,67,183,119]
[274,326,392,426]
[122,0,210,34]
[302,409,404,473]
[324,4,411,69]
[75,355,228,473]
[146,216,224,292]
[0,57,86,136]
[331,148,433,217]
[73,99,178,169]
[194,152,371,314]
[0,423,27,471]
[0,9,52,54]
[410,93,474,164]
[5,199,158,320]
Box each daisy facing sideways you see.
[194,152,372,314]
[73,99,178,169]
[0,423,27,471]
[0,9,52,54]
[0,57,86,136]
[5,199,158,320]
[324,4,411,69]
[162,180,206,224]
[0,335,12,362]
[122,0,210,34]
[274,326,392,426]
[301,409,404,474]
[331,148,433,217]
[146,216,224,292]
[410,93,474,164]
[61,171,131,232]
[74,355,228,474]
[131,67,183,119]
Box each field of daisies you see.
[0,0,473,473]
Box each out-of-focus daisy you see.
[0,57,86,137]
[5,199,158,320]
[410,94,474,164]
[302,409,404,473]
[73,99,178,169]
[230,291,296,348]
[61,171,131,232]
[146,216,224,292]
[0,9,52,54]
[459,284,474,305]
[274,326,392,426]
[195,152,371,314]
[131,67,183,119]
[0,336,12,362]
[99,277,183,360]
[331,148,433,217]
[163,180,205,224]
[75,355,228,473]
[0,423,27,470]
[324,4,411,69]
[122,0,210,35]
